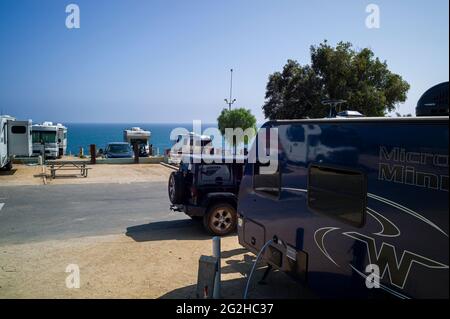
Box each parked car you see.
[169,155,245,235]
[105,142,134,158]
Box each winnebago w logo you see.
[343,232,447,289]
[314,193,449,297]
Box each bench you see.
[46,161,92,179]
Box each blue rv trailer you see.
[237,86,449,298]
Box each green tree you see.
[263,41,410,119]
[217,108,257,153]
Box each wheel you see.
[3,160,13,171]
[203,203,237,236]
[168,171,184,204]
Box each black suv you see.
[168,155,245,236]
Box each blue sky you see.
[0,0,448,123]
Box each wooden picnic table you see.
[46,160,92,179]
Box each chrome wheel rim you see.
[169,175,175,200]
[211,208,233,232]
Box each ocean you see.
[65,123,217,156]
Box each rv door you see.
[7,120,32,157]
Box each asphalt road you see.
[0,182,187,245]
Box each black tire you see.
[203,203,237,236]
[2,160,13,171]
[168,171,184,204]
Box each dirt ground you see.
[0,229,307,299]
[0,163,309,299]
[0,165,43,186]
[0,163,173,186]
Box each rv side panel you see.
[238,118,449,299]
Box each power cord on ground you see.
[243,239,274,299]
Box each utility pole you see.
[224,68,236,110]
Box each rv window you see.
[11,126,26,134]
[308,165,366,227]
[253,126,280,197]
[32,131,57,144]
[253,161,280,197]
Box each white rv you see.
[123,127,151,156]
[32,122,67,159]
[0,115,33,171]
[169,132,213,164]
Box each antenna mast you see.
[224,68,236,110]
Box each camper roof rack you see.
[321,99,347,118]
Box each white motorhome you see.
[0,115,32,171]
[169,132,213,164]
[123,127,151,156]
[32,122,67,159]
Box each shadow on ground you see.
[51,174,84,179]
[158,243,314,299]
[126,220,314,299]
[159,261,311,299]
[126,219,215,241]
[0,169,17,176]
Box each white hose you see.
[243,239,273,299]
